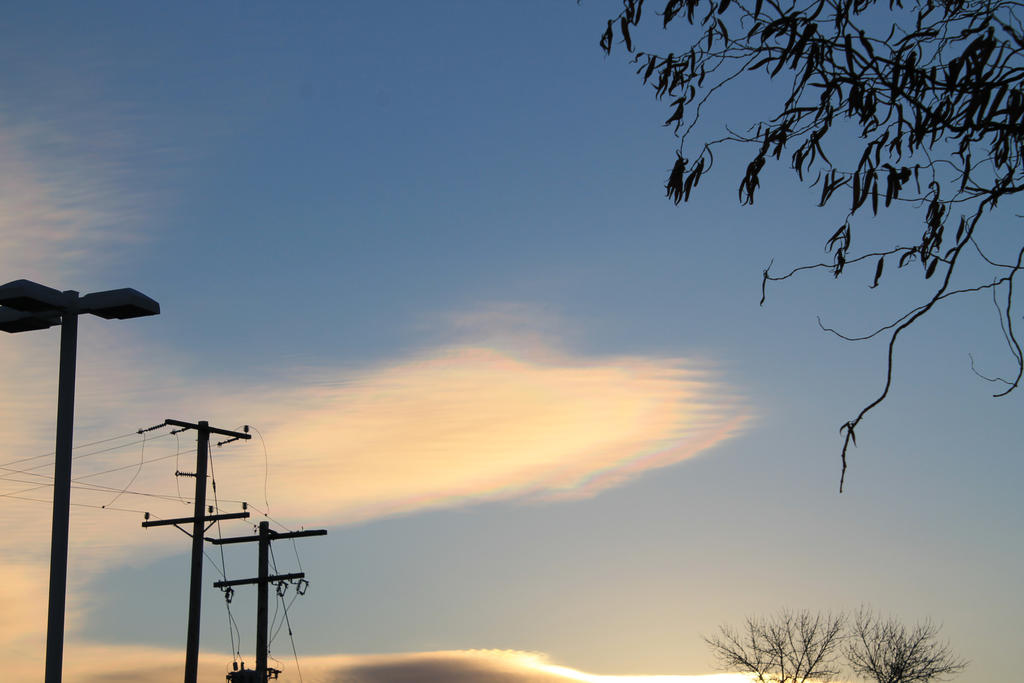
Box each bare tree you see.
[846,608,967,683]
[705,609,846,683]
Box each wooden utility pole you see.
[141,418,251,683]
[212,521,327,681]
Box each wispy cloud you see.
[0,117,143,282]
[0,114,750,679]
[224,343,748,523]
[0,321,749,668]
[3,327,749,539]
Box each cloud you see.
[0,325,749,672]
[1,329,748,531]
[0,113,750,680]
[0,311,749,564]
[4,312,750,542]
[32,646,756,683]
[319,650,759,683]
[221,344,749,524]
[0,117,143,282]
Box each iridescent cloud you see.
[0,114,750,679]
[214,343,750,524]
[1,319,750,557]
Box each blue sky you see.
[0,2,1021,681]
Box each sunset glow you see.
[0,2,1007,681]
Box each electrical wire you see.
[0,440,181,498]
[247,425,272,516]
[280,584,305,683]
[73,450,181,482]
[0,432,176,475]
[0,425,289,525]
[102,430,146,508]
[0,451,183,501]
[0,422,278,671]
[269,590,282,645]
[173,430,185,504]
[291,538,304,574]
[0,476,199,506]
[266,542,307,683]
[0,491,158,516]
[0,474,266,513]
[0,430,148,469]
[268,544,282,643]
[207,441,242,665]
[243,502,295,534]
[270,586,300,645]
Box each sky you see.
[0,2,1020,681]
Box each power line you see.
[0,431,176,473]
[209,442,242,666]
[101,430,147,508]
[0,491,158,516]
[0,451,184,501]
[0,430,144,469]
[247,425,272,517]
[0,476,195,505]
[174,430,185,503]
[0,475,295,527]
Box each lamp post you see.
[0,279,160,683]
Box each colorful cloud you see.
[212,344,749,523]
[0,114,750,681]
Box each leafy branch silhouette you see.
[599,0,1024,489]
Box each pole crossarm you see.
[214,520,326,679]
[140,418,251,683]
[142,511,250,528]
[213,572,305,589]
[164,419,251,441]
[208,528,327,545]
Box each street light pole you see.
[45,297,78,683]
[0,279,159,683]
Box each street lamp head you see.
[0,279,72,312]
[0,279,160,332]
[78,288,160,319]
[0,307,59,333]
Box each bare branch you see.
[846,607,968,683]
[706,609,845,683]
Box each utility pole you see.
[212,521,327,681]
[141,419,251,683]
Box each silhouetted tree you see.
[705,608,846,682]
[846,608,967,683]
[597,0,1024,489]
